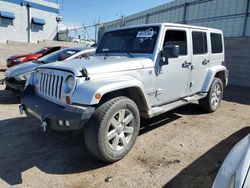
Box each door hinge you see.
[191,65,195,70]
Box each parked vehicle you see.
[213,134,250,188]
[2,47,95,92]
[70,37,95,46]
[20,23,228,162]
[6,46,65,68]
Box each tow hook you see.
[41,120,48,132]
[19,105,25,115]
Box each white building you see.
[0,0,59,43]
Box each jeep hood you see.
[37,56,150,76]
[5,61,38,77]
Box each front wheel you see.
[199,77,224,113]
[84,96,140,162]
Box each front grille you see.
[38,73,64,99]
[35,69,75,104]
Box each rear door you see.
[188,29,209,95]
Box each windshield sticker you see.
[66,51,77,55]
[137,28,155,38]
[136,28,157,43]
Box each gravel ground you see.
[0,70,249,188]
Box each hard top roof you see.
[108,22,222,33]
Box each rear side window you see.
[192,31,207,55]
[210,33,223,53]
[164,30,187,55]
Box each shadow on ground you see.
[0,89,20,104]
[0,106,185,186]
[0,85,249,186]
[0,117,107,185]
[223,85,250,105]
[164,127,250,188]
[0,69,6,72]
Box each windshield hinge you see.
[80,68,90,80]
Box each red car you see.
[6,46,65,68]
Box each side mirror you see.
[161,45,180,65]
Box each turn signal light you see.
[95,93,101,100]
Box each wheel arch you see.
[215,71,227,87]
[201,65,228,92]
[72,77,151,116]
[98,87,150,116]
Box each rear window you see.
[192,31,207,55]
[210,33,223,54]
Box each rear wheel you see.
[199,77,224,113]
[84,96,140,162]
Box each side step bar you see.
[147,93,207,118]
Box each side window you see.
[210,33,223,54]
[192,31,207,55]
[163,30,187,56]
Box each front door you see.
[156,27,192,106]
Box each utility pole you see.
[94,17,100,43]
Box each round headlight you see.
[64,75,75,94]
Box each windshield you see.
[96,26,160,54]
[36,48,81,64]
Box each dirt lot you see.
[0,69,249,188]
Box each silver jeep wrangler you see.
[21,23,228,162]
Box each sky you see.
[46,0,174,26]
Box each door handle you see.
[182,61,192,68]
[202,59,210,65]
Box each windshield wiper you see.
[33,60,44,64]
[33,60,38,63]
[101,49,133,58]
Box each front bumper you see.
[21,85,95,131]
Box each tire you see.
[199,77,224,113]
[84,96,140,162]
